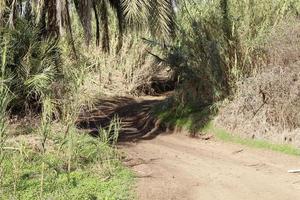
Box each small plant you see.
[0,38,12,196]
[99,116,120,146]
[39,96,53,199]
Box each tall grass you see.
[39,96,53,198]
[164,0,300,107]
[0,38,12,196]
[0,54,133,199]
[0,11,136,199]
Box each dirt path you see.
[121,134,300,200]
[77,95,167,141]
[78,95,300,200]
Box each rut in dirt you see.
[76,96,168,141]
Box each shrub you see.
[0,19,61,113]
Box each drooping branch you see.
[122,0,176,42]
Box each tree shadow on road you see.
[76,96,168,142]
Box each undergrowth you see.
[155,100,218,133]
[1,130,134,200]
[0,24,134,199]
[155,0,300,153]
[156,104,300,156]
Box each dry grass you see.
[266,17,300,66]
[216,19,300,148]
[78,36,162,97]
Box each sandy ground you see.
[120,133,300,200]
[79,95,300,200]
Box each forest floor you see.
[79,95,300,200]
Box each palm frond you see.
[0,0,6,21]
[122,0,175,40]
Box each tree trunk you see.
[38,0,48,37]
[93,1,100,47]
[74,0,92,46]
[65,0,78,60]
[48,0,59,37]
[100,0,110,53]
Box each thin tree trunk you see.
[65,0,78,60]
[109,0,124,53]
[38,0,48,38]
[56,0,65,36]
[100,0,110,53]
[48,0,59,37]
[74,0,92,46]
[93,1,100,47]
[8,0,17,29]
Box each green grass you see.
[155,103,217,132]
[156,105,300,156]
[202,122,300,156]
[1,132,134,200]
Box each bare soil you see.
[121,134,300,200]
[78,95,300,200]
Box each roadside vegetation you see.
[154,0,300,148]
[204,123,300,156]
[0,0,173,199]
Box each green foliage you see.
[1,131,134,200]
[0,37,12,195]
[0,19,61,111]
[0,16,134,197]
[159,0,300,109]
[122,0,175,40]
[203,122,300,156]
[155,100,219,133]
[2,0,299,199]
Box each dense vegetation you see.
[0,0,300,199]
[0,0,174,199]
[157,0,300,133]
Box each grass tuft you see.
[203,122,300,156]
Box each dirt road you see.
[78,95,300,200]
[121,133,300,200]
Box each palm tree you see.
[1,0,176,53]
[74,0,176,52]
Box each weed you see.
[1,131,134,200]
[0,38,12,197]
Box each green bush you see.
[0,19,61,112]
